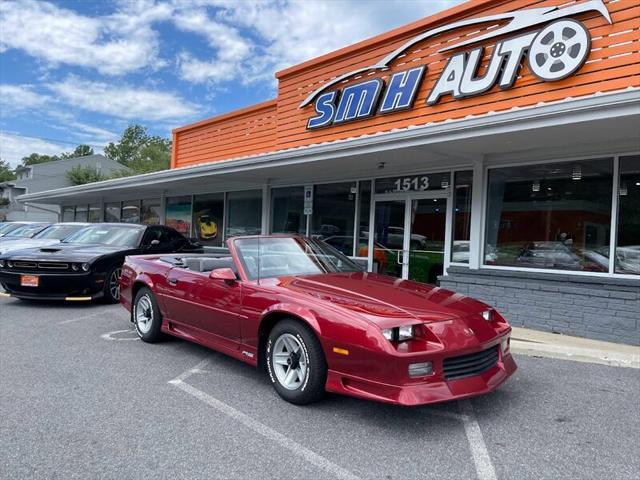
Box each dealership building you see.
[19,0,639,344]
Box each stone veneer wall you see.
[440,267,640,345]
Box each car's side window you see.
[142,227,163,247]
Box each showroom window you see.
[104,202,121,222]
[193,193,224,246]
[357,180,372,257]
[616,156,640,275]
[226,190,262,238]
[271,186,305,234]
[309,182,356,255]
[451,171,473,264]
[62,206,75,222]
[141,199,161,225]
[165,196,192,236]
[74,204,88,222]
[88,204,101,223]
[122,200,140,224]
[485,158,613,272]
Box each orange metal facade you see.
[172,0,639,169]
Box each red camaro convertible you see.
[120,235,516,406]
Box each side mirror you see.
[209,268,237,283]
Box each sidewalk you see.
[510,327,640,369]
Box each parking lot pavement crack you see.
[168,360,360,480]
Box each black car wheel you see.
[266,319,326,405]
[133,287,163,343]
[102,265,122,304]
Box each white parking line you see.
[458,399,498,480]
[168,359,360,480]
[57,311,108,325]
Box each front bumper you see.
[0,270,103,301]
[325,339,517,406]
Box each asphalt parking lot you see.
[1,297,639,480]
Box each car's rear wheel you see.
[133,287,163,343]
[102,265,122,304]
[266,319,326,405]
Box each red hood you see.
[272,272,488,328]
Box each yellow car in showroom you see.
[198,215,218,240]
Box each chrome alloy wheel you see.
[272,333,308,390]
[109,267,122,300]
[135,294,153,334]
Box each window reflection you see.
[485,159,613,272]
[271,186,305,234]
[616,156,640,275]
[309,182,356,256]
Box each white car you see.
[0,223,89,254]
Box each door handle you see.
[396,250,403,265]
[168,278,178,286]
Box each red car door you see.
[163,261,243,345]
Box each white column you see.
[468,158,485,270]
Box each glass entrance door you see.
[371,195,448,284]
[372,200,406,278]
[407,198,446,284]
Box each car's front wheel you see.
[266,319,326,405]
[133,287,163,343]
[102,265,122,304]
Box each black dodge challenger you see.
[0,223,202,303]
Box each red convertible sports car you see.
[120,235,516,406]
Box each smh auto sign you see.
[302,0,611,130]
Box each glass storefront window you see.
[616,156,640,275]
[62,206,75,222]
[193,193,224,246]
[226,190,262,238]
[165,196,192,236]
[104,202,121,222]
[141,199,161,226]
[357,180,372,257]
[451,171,472,263]
[375,171,451,194]
[88,204,101,223]
[485,158,613,272]
[271,186,305,234]
[122,200,140,224]
[74,204,88,222]
[309,182,356,256]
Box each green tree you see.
[61,144,94,159]
[104,125,171,175]
[21,153,60,166]
[66,165,107,185]
[0,159,16,182]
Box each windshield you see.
[3,224,48,238]
[63,225,144,247]
[234,236,363,280]
[0,223,20,235]
[34,224,87,240]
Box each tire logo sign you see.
[303,0,611,130]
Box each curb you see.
[510,327,640,369]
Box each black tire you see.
[265,318,326,405]
[133,287,164,343]
[102,265,123,304]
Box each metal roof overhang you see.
[18,89,640,206]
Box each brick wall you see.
[440,267,640,345]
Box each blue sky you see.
[0,0,461,167]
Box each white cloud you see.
[48,77,200,122]
[170,0,464,85]
[0,84,49,111]
[0,0,166,75]
[0,131,66,167]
